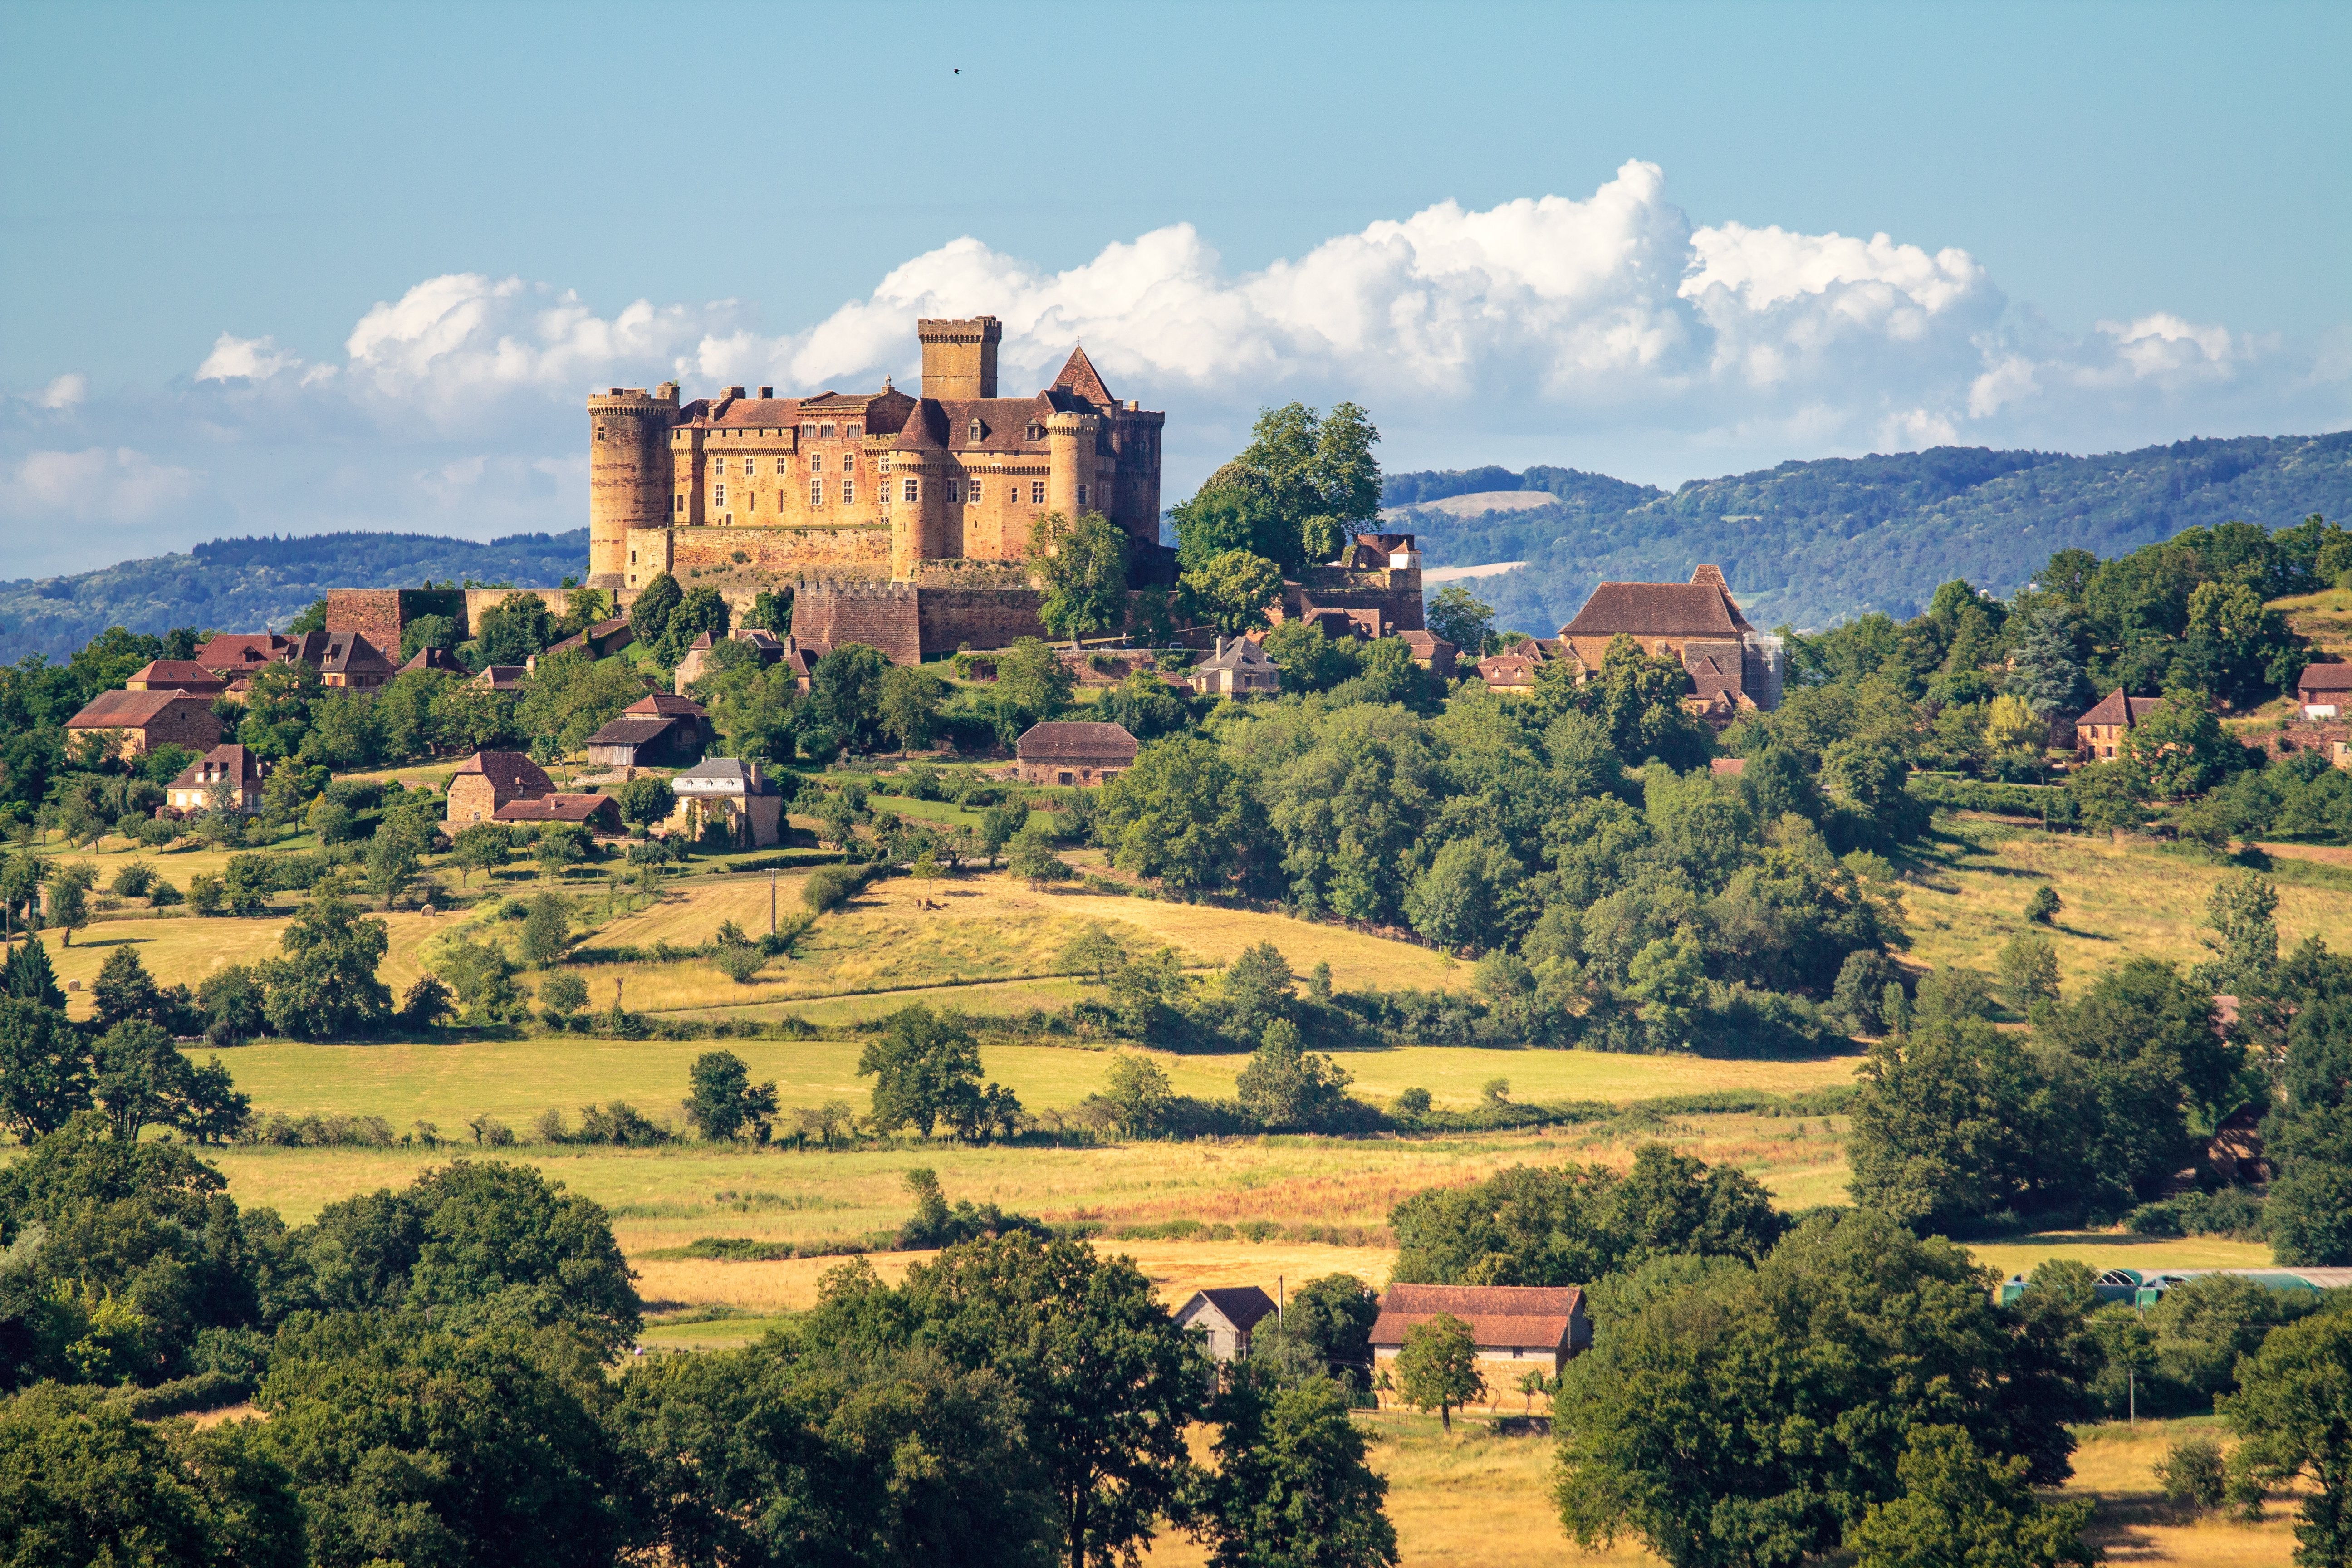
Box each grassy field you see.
[1896,811,2352,992]
[33,909,447,1025]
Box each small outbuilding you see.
[2297,661,2352,721]
[447,750,555,825]
[585,694,713,771]
[493,792,624,836]
[667,758,784,848]
[1367,1284,1591,1382]
[1015,721,1139,786]
[1173,1287,1279,1363]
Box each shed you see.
[1367,1284,1590,1380]
[1173,1287,1278,1363]
[1015,721,1138,786]
[586,694,713,771]
[2298,661,2352,720]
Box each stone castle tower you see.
[587,382,681,588]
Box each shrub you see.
[187,873,225,916]
[802,863,867,914]
[2153,1434,2227,1514]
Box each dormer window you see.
[1025,421,1044,441]
[968,420,985,444]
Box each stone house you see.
[542,614,636,662]
[447,750,555,825]
[164,744,268,816]
[585,694,712,770]
[1475,643,1551,690]
[1015,721,1139,786]
[1190,636,1281,696]
[318,631,395,691]
[666,758,784,847]
[1556,565,1784,715]
[193,630,329,681]
[672,627,787,695]
[1398,630,1458,678]
[399,646,471,676]
[2075,688,2166,761]
[1367,1284,1592,1383]
[2297,661,2352,721]
[473,665,529,692]
[64,691,221,759]
[1174,1287,1278,1363]
[493,793,624,835]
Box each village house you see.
[124,660,228,697]
[446,750,555,825]
[164,744,268,816]
[193,630,329,681]
[1554,564,1784,717]
[494,792,624,835]
[1398,629,1459,678]
[64,690,221,759]
[1475,641,1553,691]
[1015,721,1139,786]
[317,631,396,691]
[2297,661,2352,721]
[585,694,712,771]
[666,758,784,848]
[2075,688,2166,761]
[1173,1287,1278,1364]
[1190,636,1281,696]
[399,646,471,677]
[672,627,788,695]
[472,665,529,692]
[1368,1284,1592,1383]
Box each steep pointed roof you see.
[1051,344,1115,408]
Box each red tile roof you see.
[493,793,620,826]
[1052,344,1115,408]
[170,744,266,791]
[1559,566,1755,639]
[2077,688,2166,728]
[1368,1284,1584,1352]
[127,659,227,691]
[1017,721,1139,762]
[68,690,204,728]
[400,647,471,676]
[624,693,707,719]
[452,750,553,794]
[2297,662,2352,693]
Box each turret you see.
[587,385,679,588]
[1045,410,1098,519]
[919,317,1000,399]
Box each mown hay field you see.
[1897,812,2352,990]
[34,911,445,1026]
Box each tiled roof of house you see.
[2078,688,2167,727]
[128,660,226,690]
[1368,1284,1583,1351]
[587,715,684,748]
[400,647,471,676]
[320,632,394,676]
[493,793,618,825]
[1195,637,1279,673]
[1560,565,1754,639]
[68,690,198,728]
[169,744,265,790]
[452,750,553,795]
[1398,631,1455,658]
[474,665,528,690]
[1017,721,1140,762]
[673,758,775,792]
[623,693,707,719]
[545,616,635,658]
[1182,1286,1277,1333]
[2297,661,2352,692]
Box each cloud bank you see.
[4,160,2344,577]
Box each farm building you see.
[586,694,713,771]
[1367,1284,1591,1380]
[666,758,784,848]
[1173,1287,1278,1363]
[1015,721,1138,786]
[447,750,555,825]
[2298,661,2352,720]
[64,690,221,760]
[124,660,228,697]
[493,793,623,835]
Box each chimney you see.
[724,386,746,399]
[759,386,773,399]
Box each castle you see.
[583,317,1175,662]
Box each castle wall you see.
[791,582,924,665]
[1293,567,1426,635]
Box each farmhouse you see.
[666,758,784,848]
[447,750,555,825]
[1015,721,1138,786]
[1173,1287,1278,1363]
[124,660,228,697]
[1368,1284,1592,1381]
[164,744,268,816]
[64,690,220,759]
[2076,688,2166,761]
[317,631,396,691]
[494,793,624,835]
[1555,564,1784,715]
[2298,661,2352,720]
[1190,636,1281,696]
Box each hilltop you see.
[0,528,588,662]
[1384,431,2352,632]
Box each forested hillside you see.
[0,529,588,662]
[1384,431,2352,632]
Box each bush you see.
[802,863,869,914]
[187,873,225,915]
[2125,1187,2266,1240]
[109,862,153,899]
[2153,1434,2227,1514]
[147,878,183,908]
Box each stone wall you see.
[791,582,923,665]
[323,590,407,651]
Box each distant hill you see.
[1382,432,2352,633]
[0,530,589,662]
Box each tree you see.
[980,801,1030,865]
[47,862,94,946]
[656,585,730,666]
[1,936,64,1010]
[743,586,792,635]
[858,1004,985,1138]
[1845,1425,2094,1568]
[1009,827,1074,891]
[533,821,589,881]
[0,1381,304,1568]
[685,1049,778,1143]
[2265,977,2352,1266]
[2038,958,2241,1209]
[2025,885,2061,925]
[363,825,420,911]
[995,637,1077,724]
[1847,1018,2053,1230]
[2194,869,2279,996]
[615,775,675,839]
[91,945,161,1031]
[1181,550,1284,637]
[536,970,588,1023]
[91,1020,196,1141]
[1096,736,1265,893]
[1425,585,1495,658]
[1193,1376,1399,1568]
[451,820,512,886]
[1100,1052,1173,1137]
[2067,760,2147,838]
[1277,1275,1382,1382]
[896,1232,1205,1568]
[1235,1019,1352,1131]
[1260,620,1360,694]
[1029,510,1131,647]
[877,663,948,754]
[810,643,892,753]
[1061,921,1131,985]
[2127,693,2241,799]
[196,964,265,1045]
[1183,402,1382,573]
[629,570,682,652]
[0,997,88,1137]
[257,894,392,1040]
[2221,1307,2352,1568]
[519,891,569,964]
[1995,931,2061,1019]
[1982,693,2048,760]
[2006,612,2092,717]
[1393,1314,1483,1431]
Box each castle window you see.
[775,457,789,475]
[810,478,824,507]
[968,482,982,504]
[820,423,835,438]
[903,477,919,503]
[842,479,855,504]
[1030,480,1045,505]
[880,456,892,475]
[809,453,823,473]
[848,423,862,438]
[713,484,726,507]
[1077,485,1088,507]
[674,495,683,514]
[945,478,960,504]
[1025,421,1043,441]
[748,491,757,511]
[596,425,607,442]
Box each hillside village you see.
[4,386,2352,1567]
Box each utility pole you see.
[770,871,777,936]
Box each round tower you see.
[1044,411,1098,519]
[587,385,679,588]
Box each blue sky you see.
[1,0,2346,575]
